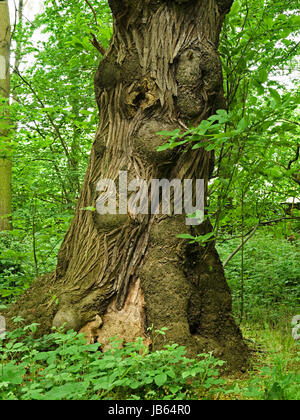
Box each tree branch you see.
[223,225,259,267]
[287,145,300,170]
[223,216,300,267]
[90,32,106,56]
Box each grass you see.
[216,319,300,400]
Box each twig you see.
[287,145,299,170]
[31,194,39,278]
[239,188,245,324]
[223,216,300,267]
[259,216,300,226]
[83,0,98,26]
[12,67,77,170]
[223,224,259,268]
[90,32,106,56]
[280,119,300,127]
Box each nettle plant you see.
[0,319,226,400]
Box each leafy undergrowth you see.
[216,321,300,400]
[0,320,226,401]
[0,318,299,400]
[217,231,300,325]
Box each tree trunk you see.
[4,0,249,371]
[0,0,12,231]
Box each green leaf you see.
[237,117,248,132]
[269,88,281,104]
[194,232,215,244]
[265,382,285,400]
[177,234,196,240]
[157,129,180,137]
[154,373,167,387]
[157,143,172,151]
[0,363,26,385]
[44,382,89,400]
[80,206,96,212]
[258,68,268,84]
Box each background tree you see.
[0,0,12,231]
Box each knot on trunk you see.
[52,308,81,332]
[124,78,159,117]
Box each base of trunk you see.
[3,219,250,373]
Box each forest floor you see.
[0,311,299,400]
[0,232,299,400]
[216,317,299,400]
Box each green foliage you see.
[1,0,112,302]
[239,326,300,401]
[217,230,300,323]
[0,322,225,400]
[0,208,72,302]
[1,321,298,400]
[213,322,300,401]
[12,0,112,205]
[243,353,300,400]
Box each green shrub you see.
[0,209,72,303]
[0,321,225,400]
[217,230,300,324]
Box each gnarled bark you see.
[4,0,249,371]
